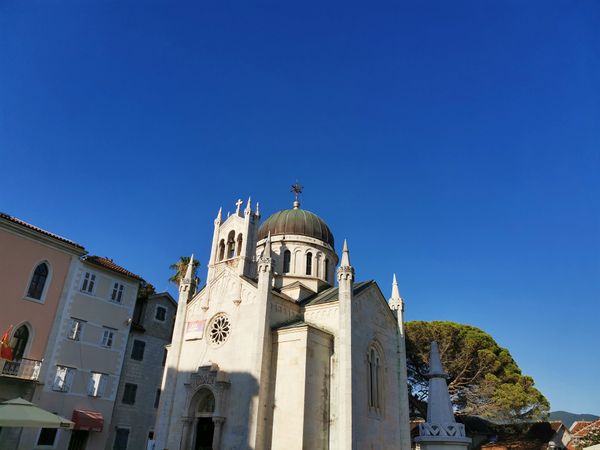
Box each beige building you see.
[0,213,86,448]
[155,197,412,450]
[18,256,143,450]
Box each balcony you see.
[1,358,42,381]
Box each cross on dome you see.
[291,181,303,209]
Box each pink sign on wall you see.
[185,320,206,340]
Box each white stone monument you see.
[414,341,471,450]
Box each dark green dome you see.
[258,207,335,247]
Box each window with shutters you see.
[101,329,115,348]
[88,372,107,397]
[68,319,84,341]
[130,340,145,361]
[81,271,96,294]
[113,428,129,450]
[155,306,166,322]
[122,383,137,405]
[53,366,75,392]
[111,282,125,303]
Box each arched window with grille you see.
[27,262,49,300]
[367,346,383,412]
[306,252,313,275]
[283,250,291,273]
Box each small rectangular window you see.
[53,366,75,392]
[122,383,137,405]
[154,389,161,408]
[155,306,166,322]
[81,272,96,294]
[130,340,145,361]
[111,282,125,303]
[37,428,58,446]
[68,318,84,341]
[113,428,129,450]
[88,372,107,397]
[101,329,115,348]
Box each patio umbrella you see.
[0,398,73,429]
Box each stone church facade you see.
[155,196,412,450]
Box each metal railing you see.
[1,357,42,381]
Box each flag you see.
[1,325,13,361]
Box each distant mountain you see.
[550,411,600,428]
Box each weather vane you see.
[291,181,303,208]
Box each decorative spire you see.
[389,273,404,311]
[216,207,222,223]
[263,232,271,258]
[235,198,243,216]
[340,239,351,267]
[291,181,303,209]
[258,232,272,273]
[244,196,252,215]
[182,254,195,285]
[255,202,260,218]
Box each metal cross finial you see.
[235,198,243,215]
[291,181,303,209]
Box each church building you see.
[155,192,412,450]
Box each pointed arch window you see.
[226,231,236,259]
[306,252,313,276]
[367,346,382,412]
[12,325,30,360]
[237,234,243,257]
[283,250,291,274]
[324,258,329,281]
[27,263,49,300]
[218,240,225,261]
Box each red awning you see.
[71,410,104,432]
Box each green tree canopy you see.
[169,256,200,286]
[405,321,549,422]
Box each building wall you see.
[19,261,139,450]
[107,293,175,450]
[0,224,81,362]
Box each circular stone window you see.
[208,313,231,347]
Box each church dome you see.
[258,207,335,248]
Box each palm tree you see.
[169,256,200,286]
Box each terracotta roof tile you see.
[573,419,600,438]
[84,256,144,281]
[0,212,85,250]
[571,421,594,434]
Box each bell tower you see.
[206,197,261,283]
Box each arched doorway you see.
[193,388,215,450]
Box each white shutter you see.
[65,368,75,392]
[53,367,66,390]
[87,374,96,396]
[98,374,107,397]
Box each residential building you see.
[18,256,143,450]
[0,213,86,448]
[107,292,176,450]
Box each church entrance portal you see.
[194,418,214,450]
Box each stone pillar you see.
[180,416,194,450]
[212,417,225,449]
[414,342,471,450]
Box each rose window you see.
[208,314,231,346]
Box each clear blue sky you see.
[1,1,598,415]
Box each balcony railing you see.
[1,357,42,381]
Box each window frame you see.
[130,339,145,361]
[36,427,59,448]
[52,365,75,393]
[113,427,130,450]
[88,372,107,397]
[24,261,52,304]
[154,306,167,322]
[101,328,115,348]
[122,383,138,405]
[81,271,97,295]
[68,318,85,341]
[110,282,125,303]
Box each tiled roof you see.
[84,256,144,281]
[573,419,600,437]
[571,421,594,434]
[0,212,85,250]
[550,421,565,432]
[300,280,374,306]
